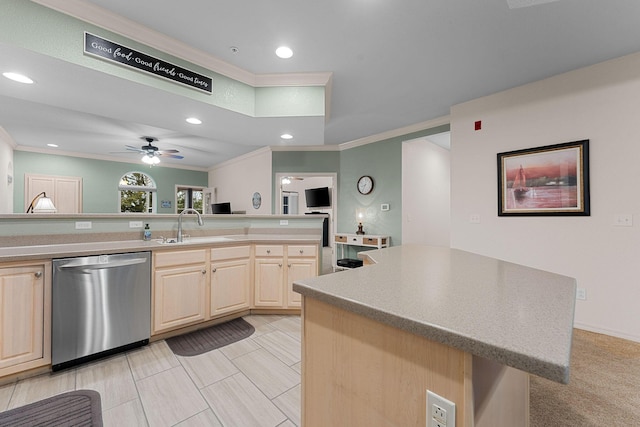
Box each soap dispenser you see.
[143,223,151,241]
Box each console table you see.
[333,233,390,270]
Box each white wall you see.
[450,52,640,342]
[402,137,450,247]
[208,147,272,214]
[0,128,15,214]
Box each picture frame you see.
[497,140,590,216]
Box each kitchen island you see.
[292,245,576,427]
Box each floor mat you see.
[166,317,255,356]
[0,389,102,427]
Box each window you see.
[176,186,204,213]
[119,172,157,213]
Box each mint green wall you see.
[272,124,450,246]
[14,151,207,213]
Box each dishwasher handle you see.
[57,257,148,270]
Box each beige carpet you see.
[530,328,640,426]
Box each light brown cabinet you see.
[0,261,51,377]
[254,245,285,307]
[255,244,318,309]
[210,246,251,317]
[152,242,318,335]
[153,249,208,334]
[286,245,318,308]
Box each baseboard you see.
[573,322,640,344]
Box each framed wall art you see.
[497,140,590,216]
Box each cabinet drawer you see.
[335,235,347,243]
[363,237,378,246]
[255,245,284,257]
[348,235,362,245]
[211,245,250,260]
[287,245,317,257]
[155,249,207,268]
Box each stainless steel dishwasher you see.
[52,251,151,371]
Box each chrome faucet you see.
[177,208,204,242]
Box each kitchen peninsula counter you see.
[293,245,576,427]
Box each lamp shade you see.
[26,192,57,213]
[33,195,57,213]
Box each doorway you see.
[401,132,451,247]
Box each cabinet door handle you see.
[202,269,207,274]
[288,263,292,268]
[299,249,304,254]
[267,249,271,254]
[34,271,42,278]
[278,263,282,267]
[212,268,217,273]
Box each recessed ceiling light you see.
[275,46,293,59]
[47,143,58,148]
[2,72,34,84]
[281,133,293,140]
[186,117,202,125]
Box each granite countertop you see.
[293,244,576,384]
[0,234,321,263]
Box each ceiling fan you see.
[121,137,184,164]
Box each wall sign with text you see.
[84,32,212,93]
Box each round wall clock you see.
[252,192,262,209]
[357,175,374,195]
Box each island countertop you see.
[293,244,576,384]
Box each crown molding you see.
[209,146,273,171]
[338,115,450,151]
[31,0,332,89]
[269,145,339,152]
[0,127,18,149]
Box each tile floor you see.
[0,314,302,427]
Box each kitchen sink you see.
[157,236,233,244]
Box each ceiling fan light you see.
[142,154,159,164]
[186,117,202,125]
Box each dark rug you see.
[166,317,255,356]
[0,389,102,427]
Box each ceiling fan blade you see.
[125,145,145,152]
[156,149,180,154]
[158,153,184,159]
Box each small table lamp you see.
[355,211,365,235]
[26,192,57,213]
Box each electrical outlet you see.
[280,220,289,226]
[613,214,633,227]
[75,221,92,230]
[129,221,143,228]
[427,390,455,427]
[576,287,586,300]
[469,214,481,224]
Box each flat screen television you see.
[305,187,331,208]
[212,202,231,214]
